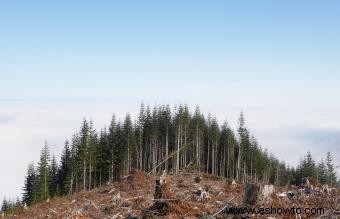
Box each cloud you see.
[0,113,15,124]
[253,126,340,168]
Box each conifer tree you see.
[123,114,135,173]
[112,122,126,180]
[299,151,317,179]
[87,121,98,191]
[49,156,59,197]
[69,134,80,194]
[97,128,109,186]
[326,152,337,186]
[37,142,51,201]
[57,141,71,195]
[1,198,9,213]
[191,106,205,172]
[107,115,117,182]
[317,160,328,184]
[22,163,36,205]
[78,119,89,191]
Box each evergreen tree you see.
[97,128,109,186]
[237,112,251,182]
[69,134,80,194]
[49,156,59,197]
[107,115,117,182]
[57,141,71,195]
[326,152,337,186]
[87,121,98,191]
[317,160,328,184]
[123,114,135,174]
[14,197,22,209]
[22,163,36,205]
[1,198,9,213]
[36,142,51,201]
[112,122,127,180]
[299,151,317,179]
[78,119,90,191]
[191,106,205,172]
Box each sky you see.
[0,0,340,202]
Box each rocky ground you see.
[7,170,340,219]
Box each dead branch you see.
[148,144,191,174]
[152,198,179,201]
[211,196,235,218]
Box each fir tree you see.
[49,156,59,197]
[36,142,51,201]
[1,198,9,213]
[107,115,117,182]
[299,151,317,179]
[317,160,328,184]
[57,141,71,195]
[326,152,337,186]
[22,163,36,205]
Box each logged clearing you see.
[9,170,340,219]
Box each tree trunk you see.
[83,160,86,190]
[196,127,199,171]
[165,126,169,172]
[89,157,92,191]
[207,140,210,173]
[176,125,180,174]
[227,141,230,178]
[236,143,241,181]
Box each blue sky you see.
[0,0,340,201]
[1,1,339,100]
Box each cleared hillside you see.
[6,169,339,219]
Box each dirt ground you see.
[9,170,340,219]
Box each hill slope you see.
[8,170,340,218]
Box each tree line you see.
[1,104,338,213]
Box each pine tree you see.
[97,128,109,186]
[36,142,51,201]
[112,122,127,180]
[78,119,89,191]
[237,112,251,182]
[22,163,36,205]
[1,198,9,213]
[123,114,135,174]
[69,134,80,194]
[325,152,337,186]
[57,141,71,195]
[219,122,236,178]
[49,156,59,197]
[107,115,117,182]
[299,151,317,179]
[87,120,98,191]
[136,103,145,170]
[191,106,205,172]
[14,197,22,209]
[317,160,328,184]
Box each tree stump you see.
[243,183,259,206]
